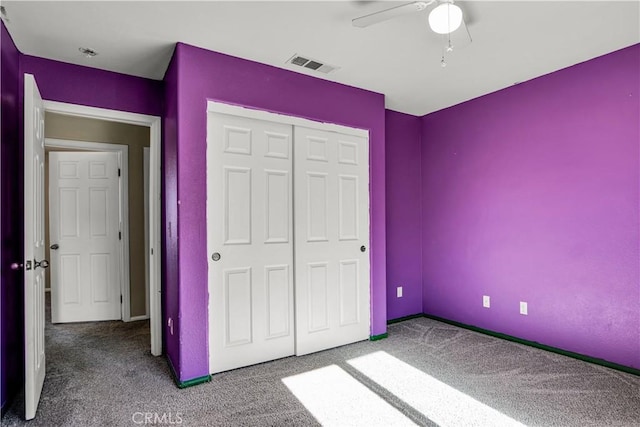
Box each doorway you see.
[42,102,162,356]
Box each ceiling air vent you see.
[286,54,339,74]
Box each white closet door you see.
[294,126,370,356]
[208,113,294,373]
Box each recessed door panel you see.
[59,189,80,238]
[308,262,329,332]
[224,167,252,245]
[307,136,328,162]
[266,265,290,339]
[224,126,252,155]
[225,268,253,346]
[90,254,110,303]
[89,188,108,237]
[60,254,81,304]
[307,173,328,242]
[339,175,358,241]
[339,260,359,326]
[265,170,289,243]
[265,132,289,159]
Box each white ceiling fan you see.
[353,1,472,66]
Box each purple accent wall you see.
[1,20,24,413]
[421,44,640,369]
[20,55,163,117]
[385,110,423,320]
[168,42,386,381]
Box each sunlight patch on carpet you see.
[348,351,526,427]
[282,365,417,427]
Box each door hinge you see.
[118,168,121,177]
[120,295,123,304]
[119,231,122,240]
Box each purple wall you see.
[1,21,24,413]
[20,55,163,117]
[162,53,180,374]
[168,42,386,381]
[421,44,640,369]
[385,110,423,320]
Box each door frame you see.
[43,100,163,356]
[206,101,370,372]
[46,139,130,321]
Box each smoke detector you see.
[286,54,339,74]
[78,47,98,58]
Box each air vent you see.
[286,54,339,74]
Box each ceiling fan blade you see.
[352,1,432,28]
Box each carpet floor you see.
[3,306,639,426]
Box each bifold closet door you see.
[294,126,371,356]
[207,113,295,374]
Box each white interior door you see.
[208,113,295,373]
[48,151,122,323]
[294,126,370,356]
[24,74,46,420]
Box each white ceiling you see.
[2,1,639,115]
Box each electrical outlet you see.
[520,301,528,315]
[397,286,403,298]
[482,295,490,308]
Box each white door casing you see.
[49,152,122,323]
[207,112,295,373]
[24,73,46,420]
[293,126,370,356]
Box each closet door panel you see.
[294,126,370,356]
[208,113,294,374]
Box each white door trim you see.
[45,138,130,322]
[206,101,369,139]
[43,100,162,357]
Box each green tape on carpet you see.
[369,332,388,341]
[421,314,640,377]
[387,314,424,325]
[167,356,212,389]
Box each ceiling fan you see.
[352,1,472,66]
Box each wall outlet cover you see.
[483,295,490,308]
[397,286,403,298]
[520,301,528,315]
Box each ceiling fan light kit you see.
[428,3,463,35]
[352,1,469,66]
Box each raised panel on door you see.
[294,126,370,356]
[265,265,290,338]
[49,151,121,323]
[208,112,294,374]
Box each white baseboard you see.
[128,315,150,322]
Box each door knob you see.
[34,259,49,269]
[360,245,366,252]
[50,244,59,250]
[211,252,221,262]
